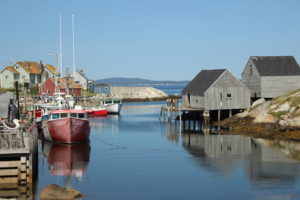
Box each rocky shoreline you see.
[219,89,300,140]
[93,86,178,102]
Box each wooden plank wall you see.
[241,60,262,98]
[205,71,251,110]
[261,76,300,98]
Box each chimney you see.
[40,60,44,73]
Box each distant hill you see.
[96,77,189,85]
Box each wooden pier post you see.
[179,108,182,123]
[188,113,191,130]
[218,110,221,131]
[14,81,20,120]
[168,107,172,122]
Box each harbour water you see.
[36,100,300,200]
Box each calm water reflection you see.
[38,102,300,200]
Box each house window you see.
[249,65,252,75]
[13,74,19,79]
[47,89,51,94]
[227,93,231,98]
[5,75,8,79]
[220,93,223,100]
[37,74,41,83]
[22,76,25,79]
[105,87,108,90]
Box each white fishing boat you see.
[102,99,122,114]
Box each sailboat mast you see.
[72,14,75,77]
[72,14,76,96]
[60,14,63,77]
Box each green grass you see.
[290,96,300,108]
[268,110,289,118]
[83,90,97,97]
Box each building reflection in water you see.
[164,123,300,187]
[160,122,180,144]
[42,141,91,180]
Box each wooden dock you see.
[159,104,205,122]
[0,126,38,199]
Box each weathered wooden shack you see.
[242,56,300,99]
[182,69,250,111]
[94,83,112,95]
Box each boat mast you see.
[60,14,63,78]
[72,14,76,96]
[72,14,75,78]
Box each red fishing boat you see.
[42,109,90,144]
[86,107,108,117]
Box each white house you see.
[0,66,20,89]
[0,61,57,90]
[72,70,90,90]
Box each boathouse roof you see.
[182,69,226,96]
[250,56,300,76]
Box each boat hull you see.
[42,118,90,144]
[86,109,108,117]
[106,103,122,114]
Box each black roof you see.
[182,69,226,95]
[250,56,300,76]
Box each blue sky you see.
[1,0,300,81]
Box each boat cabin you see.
[104,99,121,105]
[49,110,88,120]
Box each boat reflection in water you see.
[42,141,91,177]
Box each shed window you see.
[47,89,51,94]
[227,93,231,98]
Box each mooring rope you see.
[90,134,182,153]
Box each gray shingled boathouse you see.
[182,69,250,112]
[242,56,300,99]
